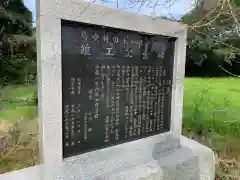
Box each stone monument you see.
[0,0,215,179]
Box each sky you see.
[23,0,36,22]
[23,0,195,23]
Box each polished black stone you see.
[61,19,176,158]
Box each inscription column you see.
[115,65,121,141]
[63,104,70,148]
[124,66,130,139]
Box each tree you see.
[92,0,240,76]
[182,0,240,76]
[0,0,36,84]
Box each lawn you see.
[0,78,240,178]
[183,78,240,138]
[0,85,39,174]
[0,85,37,124]
[183,78,240,179]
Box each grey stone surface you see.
[38,0,186,37]
[0,165,41,180]
[0,135,215,180]
[41,133,180,179]
[36,1,188,176]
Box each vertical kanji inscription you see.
[62,20,175,158]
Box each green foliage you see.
[0,0,36,85]
[0,53,36,85]
[187,38,211,66]
[0,0,33,36]
[182,0,240,76]
[33,91,38,106]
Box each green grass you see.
[183,78,240,138]
[0,85,36,99]
[0,85,39,174]
[182,78,240,178]
[0,107,37,124]
[0,85,37,124]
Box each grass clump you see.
[0,118,39,174]
[182,78,240,179]
[0,85,39,174]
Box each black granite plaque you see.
[61,19,176,158]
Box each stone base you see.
[98,137,215,180]
[99,137,215,180]
[0,134,215,180]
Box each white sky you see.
[23,0,196,22]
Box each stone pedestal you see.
[0,133,215,180]
[101,136,215,180]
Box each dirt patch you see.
[184,130,240,179]
[0,118,39,174]
[0,120,10,136]
[0,107,8,111]
[0,120,10,154]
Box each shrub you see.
[33,90,38,106]
[23,62,37,85]
[0,53,31,84]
